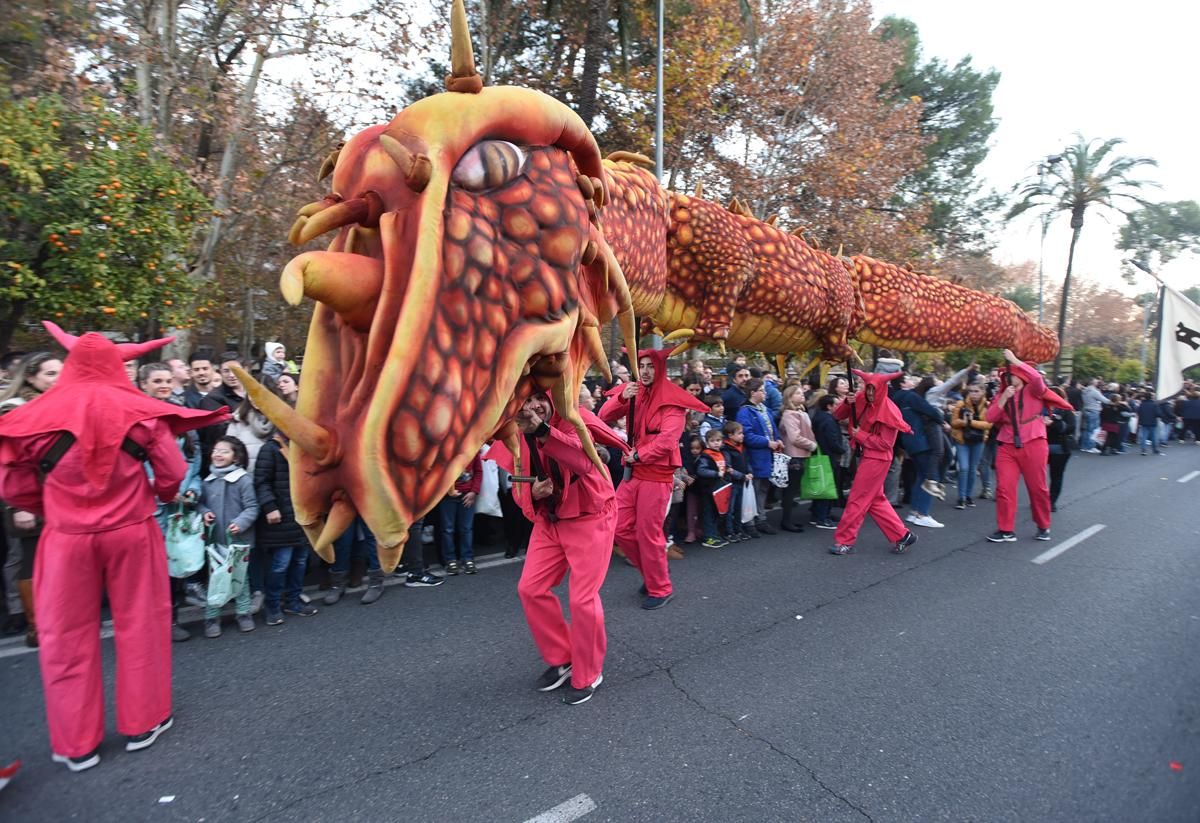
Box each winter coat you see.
[891,388,943,455]
[254,438,306,550]
[200,464,259,547]
[778,409,817,458]
[1046,408,1076,455]
[1136,399,1165,426]
[809,409,847,458]
[736,403,779,477]
[948,396,992,445]
[720,442,750,483]
[721,384,750,420]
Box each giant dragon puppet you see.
[235,0,1058,572]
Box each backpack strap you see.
[38,432,76,474]
[39,432,149,474]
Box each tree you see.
[1072,345,1117,382]
[878,16,1001,257]
[0,96,208,350]
[1117,201,1200,280]
[1008,135,1159,378]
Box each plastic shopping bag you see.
[740,478,758,524]
[800,448,838,500]
[206,531,251,609]
[769,451,790,488]
[164,504,206,578]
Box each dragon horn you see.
[378,133,432,193]
[231,366,337,464]
[446,0,483,92]
[311,498,356,563]
[116,336,175,361]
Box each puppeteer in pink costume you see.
[486,391,628,704]
[0,323,229,771]
[599,348,708,609]
[830,369,916,556]
[984,349,1072,543]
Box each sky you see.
[871,0,1200,297]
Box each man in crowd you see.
[166,359,191,407]
[600,349,707,610]
[1080,378,1108,452]
[184,350,218,409]
[721,365,752,420]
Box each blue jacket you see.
[736,404,779,476]
[891,388,943,455]
[722,385,749,420]
[764,381,782,418]
[1137,399,1164,426]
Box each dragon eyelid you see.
[451,140,527,191]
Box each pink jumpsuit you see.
[494,424,617,690]
[1,419,185,758]
[986,361,1054,533]
[832,420,909,546]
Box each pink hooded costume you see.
[832,369,912,549]
[599,348,708,600]
[0,324,229,760]
[984,360,1072,534]
[487,399,628,691]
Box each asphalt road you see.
[2,445,1199,822]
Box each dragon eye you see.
[451,140,526,191]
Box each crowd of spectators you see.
[2,337,1197,647]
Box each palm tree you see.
[1008,136,1158,377]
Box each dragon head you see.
[236,0,637,571]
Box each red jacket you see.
[985,360,1067,445]
[599,392,684,482]
[451,452,484,496]
[487,422,615,523]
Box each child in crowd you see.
[200,436,259,637]
[255,430,316,626]
[698,394,726,440]
[694,429,729,547]
[439,449,483,575]
[720,421,753,541]
[679,435,703,543]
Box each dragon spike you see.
[694,181,704,198]
[280,252,384,328]
[605,150,653,167]
[317,148,340,183]
[446,0,483,93]
[312,497,356,563]
[231,366,337,465]
[775,354,789,378]
[293,197,369,245]
[581,324,611,382]
[766,214,779,226]
[796,355,821,378]
[661,328,694,344]
[668,340,693,357]
[718,340,727,356]
[378,133,432,192]
[836,243,844,258]
[552,370,605,475]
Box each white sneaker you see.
[905,512,919,523]
[910,514,944,529]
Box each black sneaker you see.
[126,715,173,752]
[463,561,477,574]
[283,602,318,617]
[264,608,284,626]
[955,498,967,510]
[405,572,444,587]
[757,522,777,535]
[641,593,674,610]
[534,663,572,692]
[745,526,762,539]
[892,531,917,554]
[814,519,838,530]
[966,497,976,508]
[987,531,1017,543]
[1035,528,1051,541]
[445,561,460,576]
[561,673,603,705]
[52,749,100,773]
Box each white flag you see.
[1155,285,1200,400]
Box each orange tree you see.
[0,95,208,350]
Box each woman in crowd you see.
[948,382,991,509]
[1045,386,1076,512]
[735,378,783,535]
[807,394,845,530]
[273,373,299,407]
[255,425,317,626]
[1097,392,1129,455]
[0,351,63,648]
[777,385,816,532]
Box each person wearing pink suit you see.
[0,323,228,772]
[487,391,628,705]
[599,349,708,609]
[984,349,1073,543]
[830,369,918,556]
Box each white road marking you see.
[1178,470,1200,484]
[523,793,597,823]
[1032,524,1106,565]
